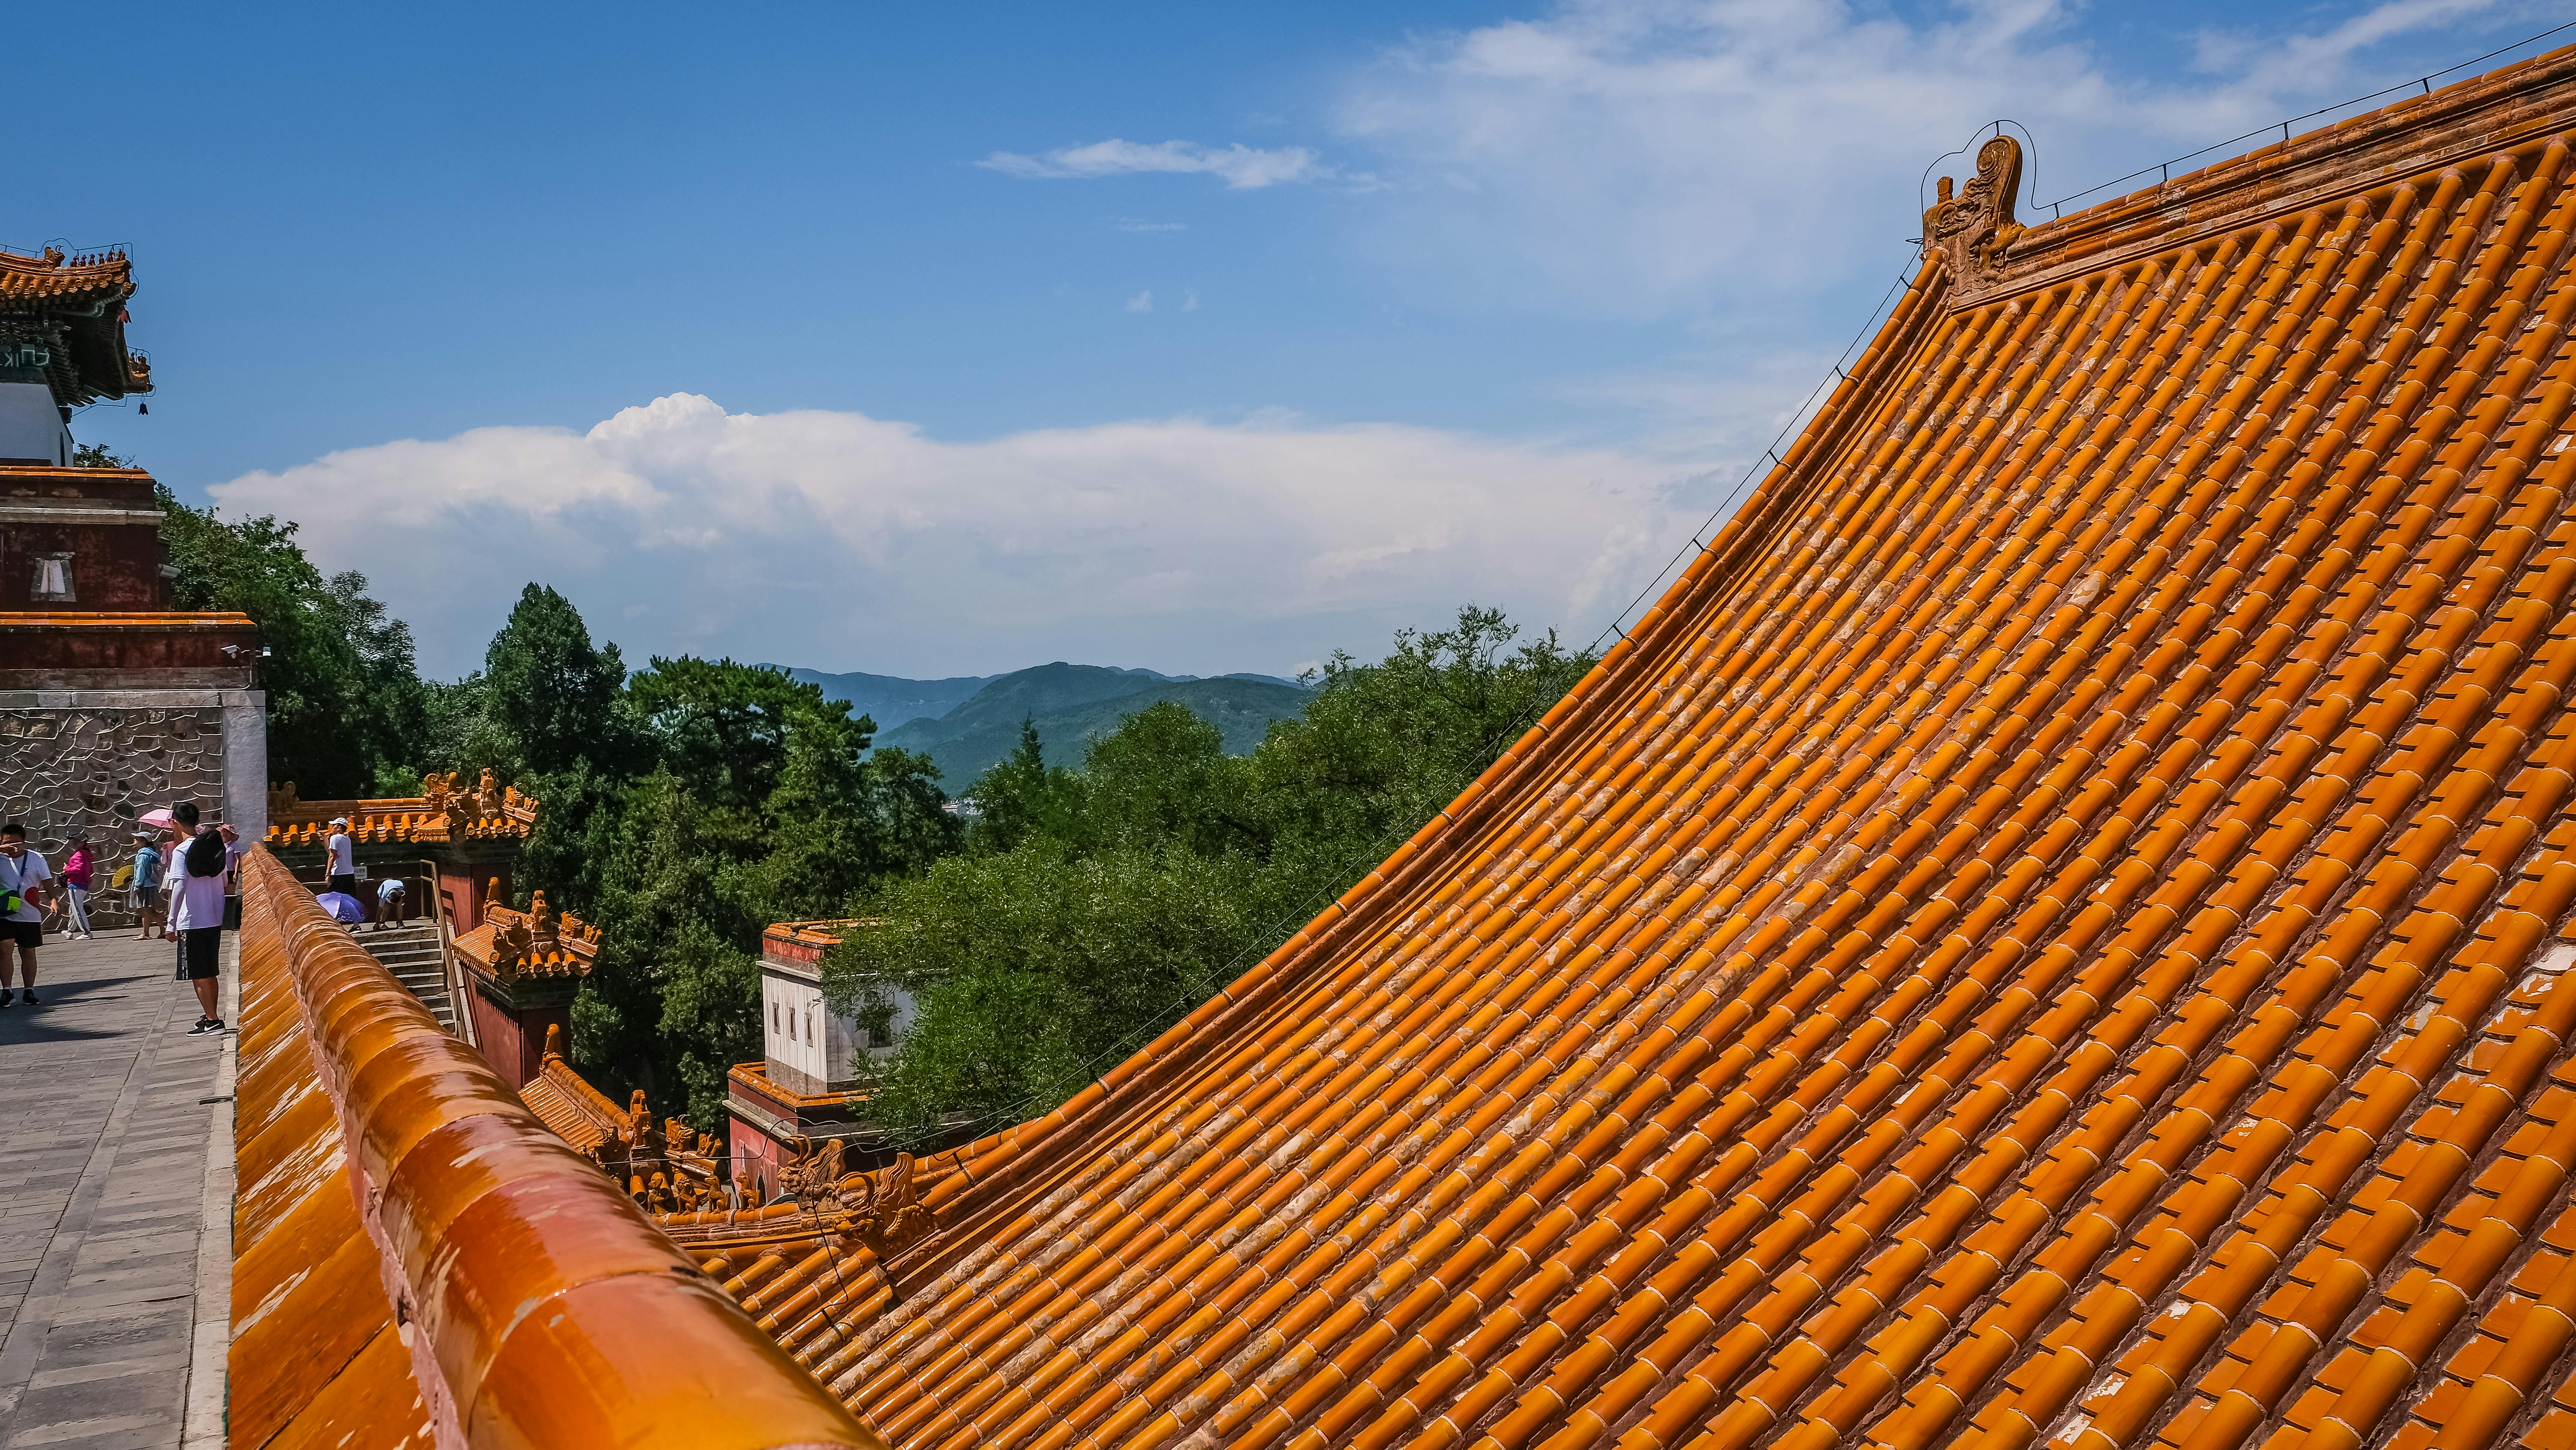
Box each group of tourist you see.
[313,816,409,932]
[0,804,242,1036]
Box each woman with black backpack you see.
[165,802,239,1036]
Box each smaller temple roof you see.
[0,245,151,403]
[520,1025,643,1156]
[729,1057,864,1112]
[452,886,596,983]
[263,769,536,849]
[520,1026,740,1219]
[764,918,871,950]
[761,917,877,968]
[0,245,133,305]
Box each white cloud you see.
[980,139,1336,189]
[1126,289,1154,313]
[212,395,1710,681]
[1184,289,1200,312]
[1332,0,2537,317]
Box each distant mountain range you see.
[776,662,1312,788]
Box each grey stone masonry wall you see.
[0,690,266,930]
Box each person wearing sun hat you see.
[324,816,358,903]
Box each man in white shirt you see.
[324,818,358,902]
[166,802,241,1035]
[0,821,52,1007]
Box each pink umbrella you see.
[137,808,177,830]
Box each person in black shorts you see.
[166,802,239,1035]
[324,816,358,901]
[0,821,51,1007]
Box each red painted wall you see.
[465,988,568,1091]
[728,1119,785,1203]
[0,469,170,609]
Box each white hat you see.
[330,816,350,827]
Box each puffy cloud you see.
[978,139,1335,189]
[1126,289,1154,313]
[211,395,1715,680]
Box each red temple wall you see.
[465,987,567,1091]
[0,470,169,610]
[729,1120,786,1203]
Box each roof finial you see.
[1923,133,2024,297]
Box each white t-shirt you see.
[168,834,242,932]
[327,832,356,877]
[377,876,406,904]
[0,849,50,923]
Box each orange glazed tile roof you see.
[0,610,255,629]
[521,1025,643,1157]
[229,846,885,1448]
[262,770,538,850]
[453,888,601,983]
[769,918,875,950]
[0,244,133,304]
[717,45,2576,1450]
[0,245,152,399]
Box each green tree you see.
[830,605,1594,1143]
[482,583,632,780]
[1078,701,1257,856]
[573,771,765,1126]
[961,720,1082,854]
[463,589,643,911]
[155,483,426,797]
[1246,605,1591,900]
[851,841,1262,1131]
[483,642,965,1127]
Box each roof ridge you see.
[1936,40,2576,309]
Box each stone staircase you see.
[360,921,457,1033]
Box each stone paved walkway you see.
[0,932,228,1450]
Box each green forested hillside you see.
[774,667,993,730]
[828,607,1597,1139]
[876,666,1310,783]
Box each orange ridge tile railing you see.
[238,846,885,1448]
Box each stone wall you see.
[0,689,266,929]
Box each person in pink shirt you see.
[57,832,94,941]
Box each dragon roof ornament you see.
[1922,133,2026,303]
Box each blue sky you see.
[28,0,2570,678]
